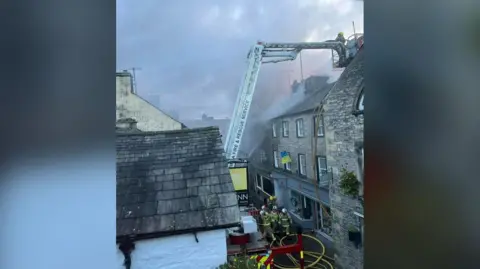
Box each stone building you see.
[248,77,335,244]
[323,46,364,269]
[116,71,186,131]
[116,121,240,269]
[182,114,230,144]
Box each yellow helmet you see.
[339,32,344,36]
[269,196,274,201]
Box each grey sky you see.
[117,0,363,119]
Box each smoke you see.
[260,82,307,121]
[239,66,342,158]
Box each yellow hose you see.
[267,234,334,269]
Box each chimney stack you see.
[116,118,138,130]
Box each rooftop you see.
[274,82,334,119]
[116,126,240,240]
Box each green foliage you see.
[339,167,359,197]
[348,225,360,232]
[217,255,258,269]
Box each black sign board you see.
[236,190,249,206]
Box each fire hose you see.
[269,234,334,269]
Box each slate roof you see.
[116,126,241,240]
[275,82,334,118]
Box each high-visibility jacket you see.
[261,214,271,226]
[270,212,279,224]
[280,213,291,226]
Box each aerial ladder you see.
[224,36,364,163]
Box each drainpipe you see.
[118,238,135,269]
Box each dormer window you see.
[353,87,364,116]
[358,93,364,111]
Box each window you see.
[316,156,328,184]
[256,174,275,196]
[295,119,304,137]
[256,174,262,188]
[272,123,277,137]
[260,150,267,163]
[354,211,364,247]
[298,154,306,175]
[262,177,275,196]
[283,152,291,171]
[317,203,332,237]
[282,121,289,137]
[353,89,364,116]
[290,191,313,220]
[313,116,324,137]
[357,92,364,111]
[273,150,279,168]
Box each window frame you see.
[316,156,328,182]
[260,150,267,163]
[283,152,291,171]
[352,87,364,116]
[261,176,275,196]
[273,150,279,168]
[295,118,305,137]
[298,154,307,176]
[313,115,324,137]
[282,121,289,137]
[290,190,313,220]
[256,174,263,189]
[272,123,277,137]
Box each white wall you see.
[116,229,227,269]
[116,74,183,132]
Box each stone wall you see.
[272,112,327,180]
[323,48,364,269]
[116,71,183,131]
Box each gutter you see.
[116,222,240,244]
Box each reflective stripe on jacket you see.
[280,214,291,226]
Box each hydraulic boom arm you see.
[224,40,353,160]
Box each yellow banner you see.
[229,167,247,191]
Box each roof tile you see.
[116,127,240,238]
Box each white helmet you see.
[273,206,278,210]
[282,208,287,213]
[260,210,265,215]
[261,205,266,210]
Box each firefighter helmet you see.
[273,206,277,210]
[282,208,287,213]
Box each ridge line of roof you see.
[116,126,220,136]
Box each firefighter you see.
[280,208,293,235]
[267,196,277,210]
[335,32,346,45]
[270,206,280,234]
[260,210,276,242]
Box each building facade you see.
[248,77,335,243]
[269,105,333,242]
[116,71,186,131]
[323,47,364,269]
